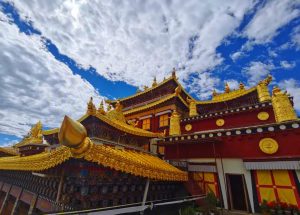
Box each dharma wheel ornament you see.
[58,115,93,158]
[257,112,269,121]
[216,119,225,127]
[259,138,279,154]
[185,124,192,131]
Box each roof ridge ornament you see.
[225,83,230,93]
[58,115,93,158]
[152,77,157,87]
[272,86,297,122]
[172,68,176,78]
[97,100,106,116]
[15,121,43,147]
[86,97,97,115]
[257,75,272,102]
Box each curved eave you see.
[95,114,162,138]
[0,147,18,156]
[42,113,161,138]
[196,87,257,105]
[0,145,187,181]
[123,93,188,116]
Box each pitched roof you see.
[0,144,187,181]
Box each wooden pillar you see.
[56,170,65,203]
[10,188,23,215]
[0,184,12,214]
[27,194,38,215]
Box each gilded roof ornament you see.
[169,110,181,136]
[212,89,218,97]
[87,97,97,115]
[152,77,158,87]
[272,86,297,123]
[15,121,43,147]
[239,82,245,90]
[58,116,93,158]
[187,97,198,117]
[97,100,106,115]
[106,101,126,123]
[225,83,230,93]
[172,68,176,78]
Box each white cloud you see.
[8,0,255,87]
[187,72,220,99]
[280,60,296,69]
[0,12,103,137]
[230,51,242,61]
[278,79,300,113]
[291,25,300,50]
[224,79,239,90]
[242,61,274,85]
[244,0,300,43]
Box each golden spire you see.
[86,97,96,115]
[239,82,245,90]
[169,110,181,136]
[187,97,198,117]
[257,75,272,102]
[225,83,230,93]
[172,68,176,78]
[152,77,157,87]
[97,100,106,115]
[58,116,93,158]
[272,86,297,122]
[212,89,217,97]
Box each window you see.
[159,114,169,127]
[142,118,151,130]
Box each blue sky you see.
[0,0,300,146]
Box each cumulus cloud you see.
[230,51,245,62]
[242,61,274,85]
[278,79,300,113]
[8,0,255,88]
[244,0,300,43]
[0,12,103,137]
[280,60,296,69]
[187,72,220,99]
[291,25,300,50]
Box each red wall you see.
[164,128,300,160]
[181,107,275,134]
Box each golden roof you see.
[0,147,18,156]
[123,93,188,116]
[42,111,162,138]
[0,144,187,181]
[106,71,194,104]
[15,121,43,147]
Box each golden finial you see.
[143,86,148,90]
[58,116,93,157]
[239,82,245,90]
[152,77,157,87]
[97,100,106,115]
[225,83,230,93]
[212,89,217,97]
[172,68,176,78]
[87,97,96,115]
[58,116,87,148]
